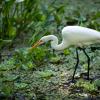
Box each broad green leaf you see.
[50,56,61,63]
[14,82,28,89]
[38,70,54,78]
[63,49,70,55]
[3,74,19,82]
[94,79,100,87]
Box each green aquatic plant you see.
[75,80,97,93]
[14,47,52,69]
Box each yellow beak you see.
[31,40,44,49]
[28,40,44,52]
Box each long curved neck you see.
[50,35,68,50]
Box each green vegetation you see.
[0,0,100,100]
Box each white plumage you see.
[39,26,100,50]
[62,26,100,46]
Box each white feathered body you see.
[40,26,100,50]
[62,26,100,47]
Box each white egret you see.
[31,26,100,82]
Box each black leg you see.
[72,48,79,82]
[53,49,55,55]
[82,48,90,80]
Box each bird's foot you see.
[71,79,77,83]
[86,77,94,82]
[62,79,76,88]
[80,73,90,80]
[81,73,93,82]
[86,77,89,80]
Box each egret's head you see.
[31,35,57,49]
[31,36,49,49]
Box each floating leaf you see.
[3,74,19,82]
[94,79,100,87]
[50,56,61,63]
[38,70,54,78]
[63,49,70,55]
[14,82,28,90]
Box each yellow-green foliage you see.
[76,80,97,92]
